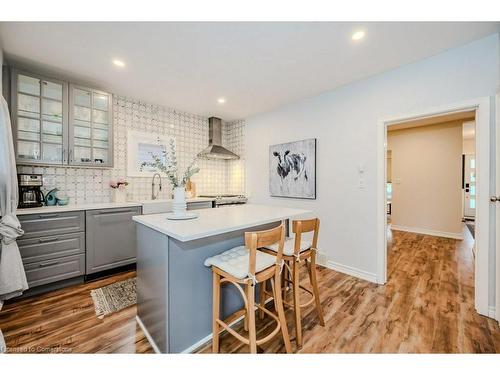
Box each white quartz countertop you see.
[16,197,215,216]
[132,204,312,242]
[17,201,143,215]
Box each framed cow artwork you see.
[269,138,316,199]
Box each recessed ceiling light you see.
[113,59,125,68]
[351,30,365,41]
[217,98,226,104]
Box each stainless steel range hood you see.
[197,117,240,160]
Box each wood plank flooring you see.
[0,226,498,353]
[0,271,153,353]
[196,226,500,353]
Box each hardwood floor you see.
[197,226,500,353]
[0,271,153,353]
[0,227,498,353]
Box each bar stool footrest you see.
[255,303,282,346]
[216,318,250,345]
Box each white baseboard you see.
[316,251,328,267]
[488,306,496,320]
[390,224,464,240]
[180,333,215,354]
[325,260,378,284]
[135,315,161,354]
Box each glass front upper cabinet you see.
[12,70,68,165]
[69,85,113,167]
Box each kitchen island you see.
[132,204,311,353]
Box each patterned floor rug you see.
[90,277,137,318]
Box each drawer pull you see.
[98,209,136,215]
[38,237,59,243]
[39,260,60,267]
[38,214,59,219]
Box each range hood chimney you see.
[197,117,240,160]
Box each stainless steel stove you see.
[198,194,247,207]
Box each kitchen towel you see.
[0,214,26,300]
[0,95,28,352]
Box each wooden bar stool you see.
[260,218,324,349]
[204,222,292,353]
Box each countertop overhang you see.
[132,204,312,242]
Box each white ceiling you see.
[0,22,498,120]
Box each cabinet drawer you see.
[24,254,85,288]
[187,201,213,210]
[18,232,85,264]
[19,211,84,239]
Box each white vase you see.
[113,189,127,203]
[172,186,187,215]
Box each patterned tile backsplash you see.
[17,96,246,204]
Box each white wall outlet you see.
[316,252,328,266]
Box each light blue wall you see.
[245,34,499,306]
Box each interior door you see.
[464,154,476,218]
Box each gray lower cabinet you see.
[18,206,141,290]
[17,232,85,264]
[24,254,85,288]
[18,211,85,288]
[85,206,142,274]
[18,211,85,239]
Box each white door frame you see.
[496,94,500,323]
[376,97,492,317]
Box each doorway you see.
[463,120,477,226]
[377,98,492,317]
[463,154,476,219]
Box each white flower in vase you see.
[141,139,200,214]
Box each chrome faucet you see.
[151,173,162,200]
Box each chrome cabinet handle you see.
[39,260,60,267]
[38,214,59,219]
[38,237,59,243]
[491,196,500,202]
[97,209,136,215]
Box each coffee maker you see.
[18,174,45,208]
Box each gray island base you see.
[133,204,311,353]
